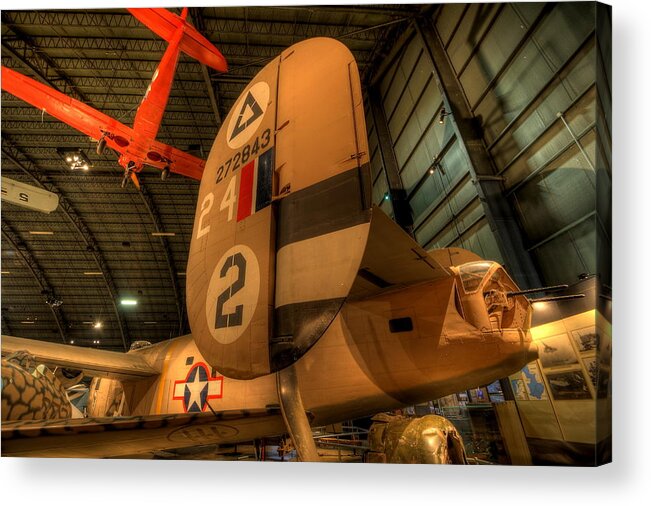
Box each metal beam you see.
[1,139,130,351]
[138,184,185,336]
[190,8,223,126]
[367,87,414,236]
[1,13,91,104]
[1,221,69,344]
[414,14,542,289]
[5,10,386,42]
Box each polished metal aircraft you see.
[1,8,227,188]
[1,27,538,460]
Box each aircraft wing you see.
[1,408,286,458]
[1,65,133,148]
[1,335,158,381]
[145,138,205,180]
[1,66,204,180]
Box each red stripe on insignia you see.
[237,160,255,222]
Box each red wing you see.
[128,8,228,72]
[145,139,205,180]
[1,66,134,154]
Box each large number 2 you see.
[215,253,247,329]
[196,193,214,239]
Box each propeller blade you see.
[130,171,141,191]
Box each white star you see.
[185,375,208,411]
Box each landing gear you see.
[276,365,320,462]
[96,137,107,156]
[121,161,136,188]
[161,166,170,181]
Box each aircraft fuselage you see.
[92,272,536,431]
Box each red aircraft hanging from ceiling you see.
[1,7,227,189]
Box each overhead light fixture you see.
[83,271,103,276]
[177,272,186,277]
[29,231,54,235]
[120,299,138,306]
[151,232,176,237]
[1,271,10,274]
[69,340,75,344]
[56,148,92,171]
[45,295,63,308]
[93,321,103,329]
[439,107,452,125]
[144,321,158,324]
[20,321,35,324]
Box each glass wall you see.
[368,2,607,285]
[431,2,604,285]
[371,32,502,261]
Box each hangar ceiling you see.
[1,5,420,350]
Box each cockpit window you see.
[458,261,494,294]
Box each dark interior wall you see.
[368,2,611,288]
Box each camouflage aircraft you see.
[1,31,538,460]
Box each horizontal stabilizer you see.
[1,335,159,381]
[1,408,285,458]
[128,8,228,72]
[350,207,452,300]
[428,247,484,268]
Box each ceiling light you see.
[120,299,138,306]
[83,272,103,276]
[20,321,35,324]
[1,271,10,274]
[93,321,103,329]
[69,340,74,344]
[144,321,158,324]
[29,231,54,235]
[177,272,186,276]
[56,148,92,171]
[151,232,176,237]
[439,107,452,125]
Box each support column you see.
[368,87,414,237]
[414,15,541,289]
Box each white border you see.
[2,0,650,503]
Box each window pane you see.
[489,44,596,170]
[513,134,597,244]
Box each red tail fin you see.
[128,8,227,72]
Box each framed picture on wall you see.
[510,378,528,401]
[571,327,598,353]
[582,357,598,388]
[539,334,579,368]
[545,370,592,400]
